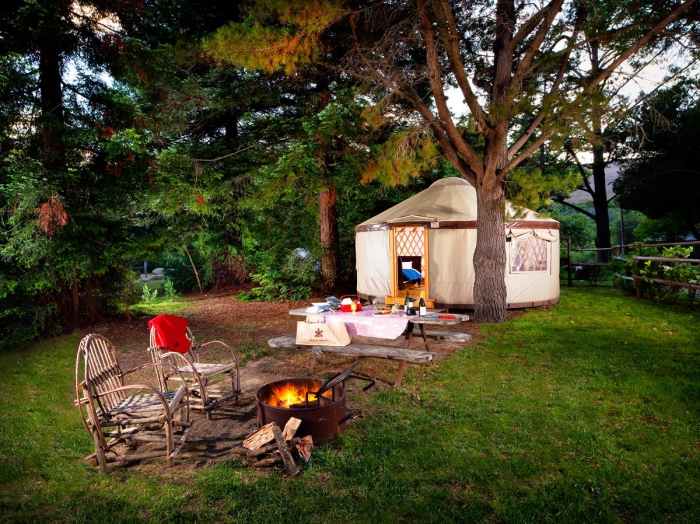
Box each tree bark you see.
[591,140,611,262]
[38,42,65,170]
[319,180,339,289]
[315,78,339,290]
[473,171,508,323]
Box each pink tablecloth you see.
[317,308,409,340]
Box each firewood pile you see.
[231,418,313,476]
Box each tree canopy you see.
[614,83,700,240]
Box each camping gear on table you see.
[296,320,351,346]
[340,295,362,312]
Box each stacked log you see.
[234,418,314,475]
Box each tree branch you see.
[432,0,489,134]
[552,197,596,219]
[416,0,484,176]
[565,144,594,194]
[510,0,566,93]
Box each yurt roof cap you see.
[358,177,557,227]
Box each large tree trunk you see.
[473,172,508,322]
[38,43,65,170]
[319,180,339,290]
[471,0,512,323]
[315,81,339,290]
[591,140,611,262]
[589,42,611,263]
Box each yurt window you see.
[510,235,549,273]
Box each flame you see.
[266,381,332,409]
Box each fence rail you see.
[560,237,700,289]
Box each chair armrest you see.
[195,340,240,364]
[122,360,162,376]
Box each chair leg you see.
[92,428,108,474]
[165,417,175,467]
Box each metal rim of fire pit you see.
[256,360,375,431]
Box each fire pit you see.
[256,360,374,444]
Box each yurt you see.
[355,177,560,309]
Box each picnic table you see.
[288,306,469,386]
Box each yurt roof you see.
[357,177,558,229]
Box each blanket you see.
[148,314,191,354]
[402,268,421,281]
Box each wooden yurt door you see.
[388,226,431,305]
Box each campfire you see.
[262,380,333,409]
[240,362,375,475]
[256,361,375,444]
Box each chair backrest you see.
[76,334,126,415]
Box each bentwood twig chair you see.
[148,315,241,419]
[75,334,193,473]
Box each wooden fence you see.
[560,238,700,289]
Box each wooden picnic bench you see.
[285,307,470,386]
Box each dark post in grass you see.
[567,236,572,288]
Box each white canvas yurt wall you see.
[355,177,560,309]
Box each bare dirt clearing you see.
[85,290,482,474]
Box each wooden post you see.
[567,236,572,287]
[422,226,430,300]
[389,228,396,297]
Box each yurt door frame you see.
[390,225,430,300]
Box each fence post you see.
[567,237,572,287]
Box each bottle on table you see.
[419,292,427,316]
[406,298,415,316]
[404,290,410,311]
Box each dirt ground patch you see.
[85,290,482,474]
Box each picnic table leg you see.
[418,324,430,351]
[395,322,416,387]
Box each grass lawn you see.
[1,287,699,523]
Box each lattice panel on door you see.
[510,236,548,272]
[394,227,425,257]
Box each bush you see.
[238,250,318,301]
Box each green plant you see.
[2,287,700,522]
[238,251,317,301]
[141,283,159,303]
[163,277,179,301]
